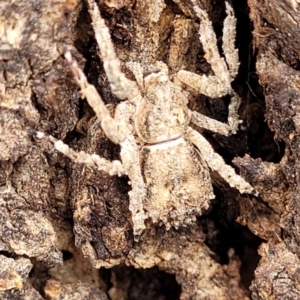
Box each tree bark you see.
[0,0,299,299]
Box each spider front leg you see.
[65,50,127,145]
[177,1,241,135]
[85,0,141,103]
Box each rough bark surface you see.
[233,0,300,299]
[0,0,299,299]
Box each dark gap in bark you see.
[232,0,285,163]
[200,185,263,290]
[108,265,181,300]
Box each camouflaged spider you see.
[36,0,254,239]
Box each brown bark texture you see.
[0,0,299,299]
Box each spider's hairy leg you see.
[222,2,240,80]
[85,0,141,103]
[115,102,147,239]
[189,110,235,136]
[226,91,242,133]
[177,1,242,135]
[34,131,125,176]
[186,127,255,195]
[190,91,241,136]
[177,1,239,95]
[65,50,127,144]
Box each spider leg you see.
[222,2,240,81]
[34,131,125,176]
[114,102,147,239]
[186,127,255,195]
[190,91,241,135]
[177,1,239,97]
[64,51,147,237]
[65,0,148,237]
[177,1,241,134]
[35,101,147,239]
[85,0,142,103]
[65,51,128,144]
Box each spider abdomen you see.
[141,137,214,228]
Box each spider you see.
[36,0,254,239]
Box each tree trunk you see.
[0,0,299,299]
